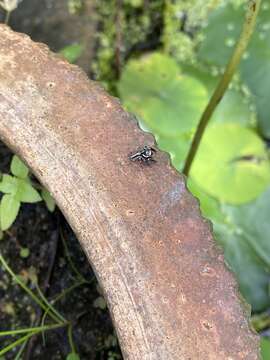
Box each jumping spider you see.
[129,145,156,164]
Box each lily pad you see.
[188,181,270,311]
[198,2,270,137]
[261,337,270,360]
[187,178,224,223]
[215,187,270,311]
[118,53,208,137]
[190,123,270,204]
[156,133,192,171]
[215,220,270,312]
[182,64,255,127]
[198,3,243,67]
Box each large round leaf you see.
[182,64,255,127]
[215,221,270,312]
[215,187,270,311]
[118,53,208,137]
[198,2,270,137]
[240,11,270,138]
[190,123,270,204]
[156,133,191,171]
[261,338,270,360]
[198,3,243,67]
[188,180,270,311]
[187,178,224,223]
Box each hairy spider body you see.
[129,146,156,164]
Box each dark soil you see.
[0,1,122,359]
[0,142,122,360]
[0,153,122,360]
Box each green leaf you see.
[198,2,270,136]
[10,155,29,179]
[0,194,20,230]
[118,53,208,137]
[187,178,224,223]
[221,187,270,273]
[66,353,80,360]
[156,133,191,171]
[190,123,270,204]
[214,220,270,311]
[0,174,18,195]
[192,182,270,311]
[59,44,83,63]
[211,88,255,126]
[182,64,255,127]
[261,337,270,360]
[198,3,243,67]
[93,296,107,310]
[240,23,270,137]
[20,247,30,258]
[41,188,56,212]
[15,179,42,203]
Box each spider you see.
[129,145,156,164]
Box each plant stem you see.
[182,0,261,177]
[0,332,35,357]
[36,282,67,323]
[14,338,28,360]
[41,278,89,328]
[5,11,10,24]
[0,253,60,323]
[0,323,66,336]
[68,324,77,354]
[0,323,67,357]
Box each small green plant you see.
[0,229,93,358]
[0,254,80,359]
[0,155,55,232]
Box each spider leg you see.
[129,152,141,161]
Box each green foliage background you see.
[117,0,270,318]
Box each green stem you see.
[36,283,67,323]
[182,0,261,177]
[41,279,88,328]
[14,338,28,360]
[68,324,77,354]
[4,11,10,24]
[0,323,67,337]
[0,333,34,357]
[0,323,68,357]
[0,254,60,323]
